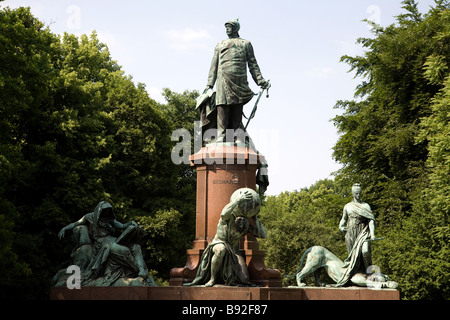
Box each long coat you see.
[207,37,265,106]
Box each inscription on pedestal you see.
[213,175,240,185]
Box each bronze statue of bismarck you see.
[202,19,269,143]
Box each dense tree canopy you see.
[332,0,449,299]
[0,6,197,299]
[259,0,449,300]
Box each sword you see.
[244,80,271,130]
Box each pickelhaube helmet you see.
[225,18,240,33]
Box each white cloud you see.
[165,28,212,51]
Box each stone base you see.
[50,286,400,300]
[170,145,281,287]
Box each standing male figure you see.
[205,19,268,142]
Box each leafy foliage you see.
[260,0,450,299]
[0,6,196,298]
[331,1,450,299]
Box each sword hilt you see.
[244,80,271,130]
[265,80,271,98]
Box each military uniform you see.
[207,37,265,106]
[206,19,266,141]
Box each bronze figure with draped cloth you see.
[184,188,266,287]
[54,201,156,287]
[286,183,397,289]
[336,183,376,286]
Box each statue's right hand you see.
[260,79,269,89]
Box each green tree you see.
[332,1,450,299]
[419,9,450,235]
[50,33,197,285]
[0,6,61,299]
[0,6,197,298]
[332,1,445,228]
[383,9,450,299]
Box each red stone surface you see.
[50,286,400,300]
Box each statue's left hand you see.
[203,86,212,94]
[130,221,138,227]
[58,227,66,240]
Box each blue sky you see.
[2,0,438,195]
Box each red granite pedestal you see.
[169,144,282,287]
[50,286,400,300]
